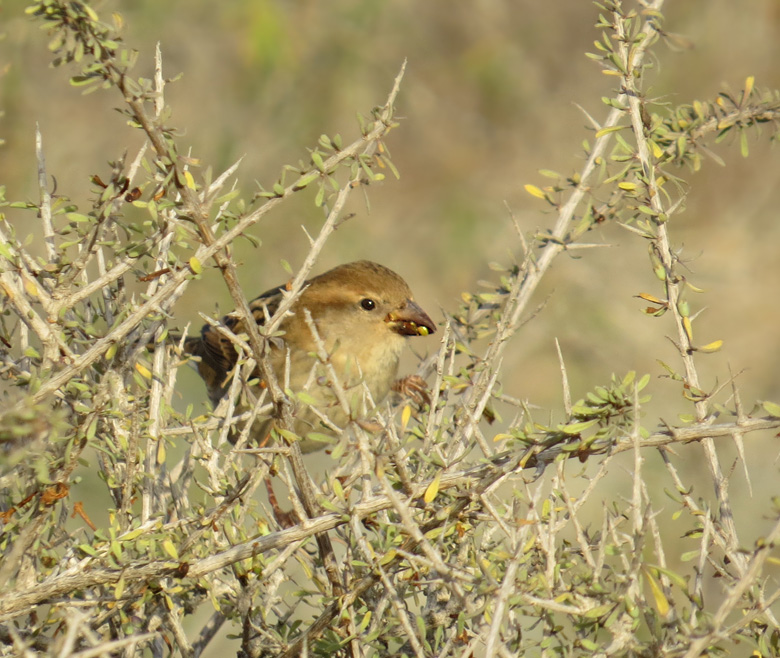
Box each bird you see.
[181,260,436,452]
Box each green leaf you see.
[314,184,325,207]
[584,604,612,618]
[646,564,688,589]
[332,478,345,501]
[595,124,627,138]
[292,171,320,191]
[311,150,325,172]
[558,419,599,435]
[276,428,300,443]
[120,527,146,541]
[296,391,319,406]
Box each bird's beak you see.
[387,300,436,337]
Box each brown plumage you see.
[183,261,436,451]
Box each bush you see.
[2,1,780,656]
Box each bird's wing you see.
[184,285,287,399]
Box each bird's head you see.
[289,260,436,350]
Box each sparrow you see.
[182,260,436,452]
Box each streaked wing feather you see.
[186,286,287,399]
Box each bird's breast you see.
[328,332,404,403]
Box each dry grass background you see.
[2,1,780,652]
[2,0,779,406]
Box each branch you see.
[2,413,777,622]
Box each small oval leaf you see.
[162,539,179,560]
[698,340,723,353]
[424,472,442,504]
[762,401,780,418]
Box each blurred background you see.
[2,0,779,408]
[3,0,780,613]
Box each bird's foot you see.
[392,374,431,407]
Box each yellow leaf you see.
[524,184,546,200]
[744,75,755,97]
[682,317,693,342]
[83,4,99,21]
[120,528,145,541]
[24,278,39,298]
[618,181,637,191]
[379,549,396,566]
[636,292,665,304]
[162,539,179,560]
[135,362,152,379]
[183,170,197,190]
[401,405,411,433]
[424,472,442,504]
[698,340,723,353]
[644,569,670,617]
[189,256,202,275]
[358,610,372,632]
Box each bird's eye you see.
[360,298,376,311]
